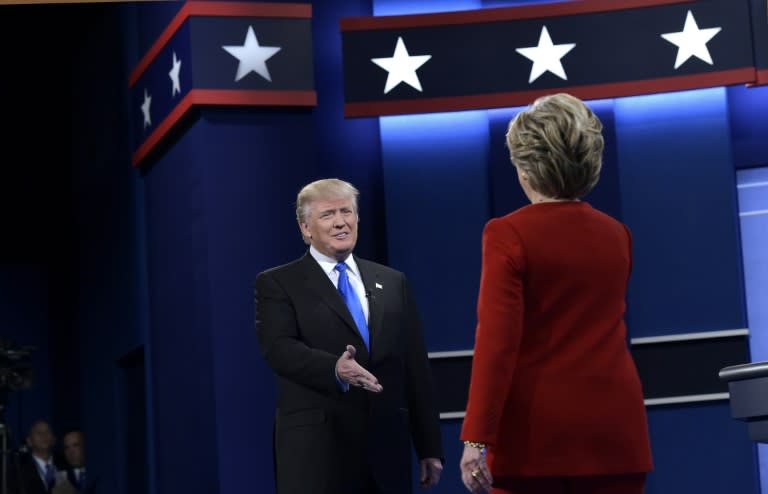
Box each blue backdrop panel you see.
[738,167,768,361]
[645,402,758,494]
[374,0,479,15]
[379,111,490,351]
[737,167,768,493]
[728,85,768,169]
[144,131,220,494]
[433,420,464,493]
[196,108,318,494]
[613,88,746,336]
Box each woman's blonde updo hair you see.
[506,93,604,200]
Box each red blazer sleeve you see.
[461,218,525,445]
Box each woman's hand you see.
[460,443,492,493]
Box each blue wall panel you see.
[196,108,318,494]
[144,131,220,494]
[728,85,768,169]
[645,403,758,494]
[738,167,768,493]
[380,111,490,351]
[614,88,746,337]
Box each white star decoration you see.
[169,51,182,97]
[516,26,576,84]
[661,10,721,69]
[371,36,432,94]
[222,26,282,82]
[141,89,152,128]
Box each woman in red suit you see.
[459,93,652,494]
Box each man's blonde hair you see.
[296,178,359,243]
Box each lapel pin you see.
[375,283,383,289]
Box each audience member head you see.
[26,420,55,459]
[506,92,604,201]
[63,430,85,468]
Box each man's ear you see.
[299,221,311,238]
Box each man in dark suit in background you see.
[60,431,94,494]
[255,178,443,494]
[11,420,59,494]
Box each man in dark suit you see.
[60,431,95,494]
[255,178,443,494]
[11,420,59,494]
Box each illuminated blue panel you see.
[614,88,746,336]
[374,0,479,15]
[728,83,768,169]
[738,167,768,494]
[482,0,564,6]
[380,110,490,352]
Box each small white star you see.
[222,26,281,82]
[141,89,152,128]
[661,10,721,69]
[516,26,576,84]
[371,36,432,94]
[169,51,182,97]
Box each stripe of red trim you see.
[190,88,317,106]
[755,69,768,86]
[129,2,190,87]
[131,89,316,167]
[185,1,311,18]
[129,2,311,87]
[340,0,694,31]
[343,68,755,117]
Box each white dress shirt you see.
[31,454,56,487]
[309,246,370,322]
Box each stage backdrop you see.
[4,1,762,494]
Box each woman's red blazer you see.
[461,202,653,477]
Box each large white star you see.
[141,89,152,128]
[222,26,281,82]
[169,51,182,97]
[371,36,432,94]
[661,10,721,69]
[516,26,576,84]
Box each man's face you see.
[63,432,85,468]
[300,197,358,261]
[26,422,54,454]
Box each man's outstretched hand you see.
[336,345,383,392]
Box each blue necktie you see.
[44,463,56,490]
[336,262,369,350]
[77,470,87,490]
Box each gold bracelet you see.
[463,440,487,449]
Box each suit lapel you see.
[355,256,383,356]
[298,253,362,343]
